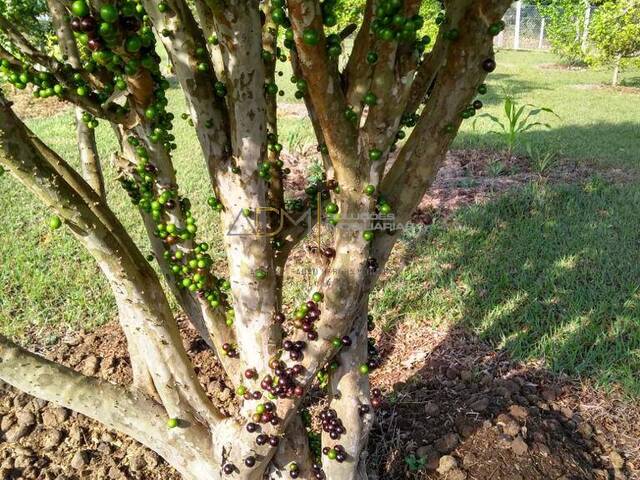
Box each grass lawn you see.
[457,50,640,168]
[1,50,639,394]
[373,181,640,396]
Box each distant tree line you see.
[537,0,640,84]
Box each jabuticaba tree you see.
[0,0,511,478]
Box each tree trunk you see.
[48,0,105,200]
[612,55,622,86]
[322,305,373,480]
[581,0,591,53]
[0,0,515,478]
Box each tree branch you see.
[140,0,231,175]
[286,0,361,188]
[403,31,449,117]
[344,0,375,108]
[378,0,513,254]
[0,14,130,125]
[47,0,106,200]
[192,0,226,80]
[0,93,223,426]
[201,1,284,377]
[113,124,240,384]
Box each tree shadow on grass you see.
[368,181,640,477]
[380,180,640,395]
[620,76,640,88]
[361,111,640,475]
[473,72,554,108]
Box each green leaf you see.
[518,121,552,133]
[504,96,513,120]
[513,104,527,126]
[473,113,506,132]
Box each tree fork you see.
[0,1,515,478]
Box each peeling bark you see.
[0,1,515,478]
[322,309,372,480]
[75,108,106,199]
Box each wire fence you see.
[495,3,550,51]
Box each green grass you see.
[455,50,640,168]
[1,50,639,395]
[372,181,640,396]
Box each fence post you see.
[538,16,546,50]
[514,0,522,50]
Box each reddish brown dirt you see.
[1,319,637,480]
[283,146,635,226]
[369,321,638,480]
[410,149,636,224]
[4,86,71,120]
[0,318,235,480]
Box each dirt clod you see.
[435,433,460,454]
[16,410,36,427]
[424,401,440,416]
[510,436,529,456]
[42,429,65,450]
[448,468,468,480]
[437,455,458,474]
[469,396,489,412]
[70,450,90,470]
[609,451,625,470]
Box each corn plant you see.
[474,96,559,154]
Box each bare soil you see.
[369,322,638,480]
[4,86,70,120]
[283,145,636,226]
[0,317,637,480]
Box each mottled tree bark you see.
[0,0,513,478]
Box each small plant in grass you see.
[307,159,325,186]
[285,126,306,157]
[526,143,559,177]
[404,454,427,472]
[473,96,559,154]
[457,178,479,188]
[584,175,607,194]
[487,159,507,177]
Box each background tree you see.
[588,0,640,86]
[0,0,512,479]
[536,0,592,65]
[0,0,50,48]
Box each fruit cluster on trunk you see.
[0,0,513,478]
